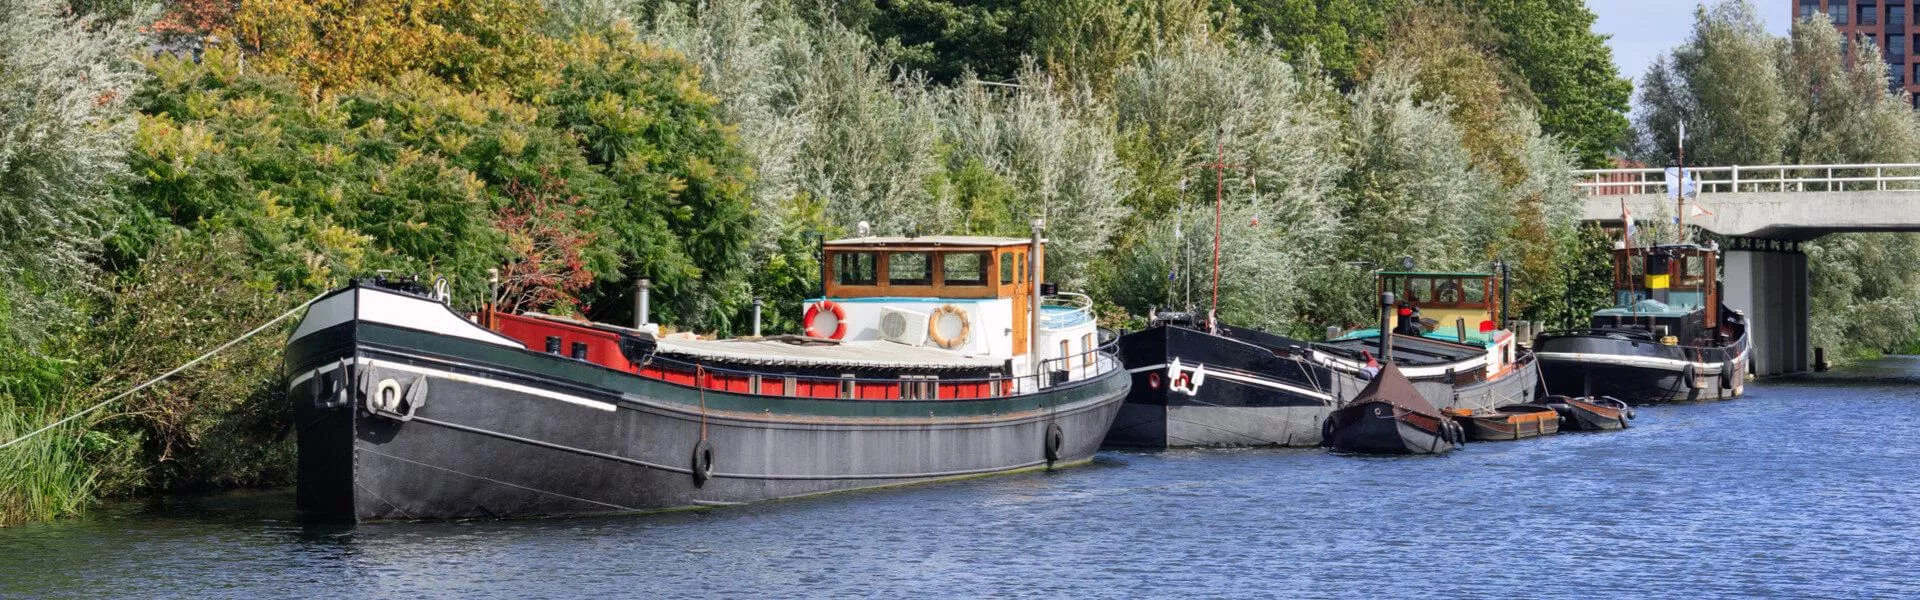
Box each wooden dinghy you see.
[1444,404,1560,441]
[1534,395,1634,431]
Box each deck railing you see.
[1575,163,1920,195]
[634,329,1124,401]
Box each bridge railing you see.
[1574,164,1920,195]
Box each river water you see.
[5,358,1919,599]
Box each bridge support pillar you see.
[1722,238,1809,377]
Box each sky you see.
[1591,0,1794,90]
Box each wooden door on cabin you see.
[1003,250,1029,356]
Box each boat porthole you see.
[1147,373,1161,389]
[1044,424,1064,465]
[691,440,714,487]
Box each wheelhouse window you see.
[888,252,932,286]
[835,251,877,286]
[943,252,989,286]
[1000,252,1016,284]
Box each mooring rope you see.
[0,291,329,452]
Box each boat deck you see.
[653,336,1006,370]
[1316,334,1485,367]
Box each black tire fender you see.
[1044,423,1065,466]
[691,439,715,487]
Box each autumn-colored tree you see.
[148,0,235,41]
[494,172,598,314]
[231,0,555,93]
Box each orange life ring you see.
[926,304,971,349]
[804,300,848,339]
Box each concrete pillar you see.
[1722,239,1811,377]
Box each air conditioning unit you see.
[878,307,930,346]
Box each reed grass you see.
[0,400,100,527]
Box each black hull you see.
[1534,330,1749,404]
[289,290,1128,521]
[1108,324,1539,448]
[1321,402,1452,455]
[1105,324,1339,448]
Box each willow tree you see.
[0,0,145,351]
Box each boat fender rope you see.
[1044,423,1064,466]
[0,290,328,452]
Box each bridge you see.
[1576,164,1920,377]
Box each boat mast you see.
[1675,121,1686,245]
[1201,127,1239,333]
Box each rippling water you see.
[6,358,1920,599]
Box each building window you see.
[1891,35,1907,57]
[1893,6,1908,26]
[1831,3,1848,25]
[1800,3,1815,21]
[1892,67,1906,87]
[1861,5,1879,26]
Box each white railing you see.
[1574,163,1920,195]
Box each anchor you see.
[1167,358,1208,396]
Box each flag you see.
[1689,203,1715,217]
[1621,199,1635,248]
[1664,167,1697,200]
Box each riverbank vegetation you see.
[0,0,1906,524]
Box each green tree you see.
[1636,0,1788,165]
[1228,0,1400,85]
[1469,0,1633,167]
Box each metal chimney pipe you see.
[636,278,651,328]
[1379,291,1396,363]
[1030,218,1046,382]
[752,297,763,337]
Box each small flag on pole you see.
[1689,203,1715,217]
[1621,199,1634,248]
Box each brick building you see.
[1798,1,1920,104]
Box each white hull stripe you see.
[1308,350,1486,379]
[1535,350,1745,374]
[1126,363,1334,401]
[287,357,618,412]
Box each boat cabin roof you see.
[826,235,1032,249]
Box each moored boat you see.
[1322,364,1461,454]
[1446,404,1560,441]
[1104,313,1336,448]
[1312,269,1540,414]
[288,233,1128,521]
[1533,243,1749,403]
[1535,395,1634,431]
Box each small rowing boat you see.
[1534,395,1634,431]
[1445,404,1560,441]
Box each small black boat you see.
[1534,395,1634,431]
[1447,404,1560,441]
[1322,364,1461,454]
